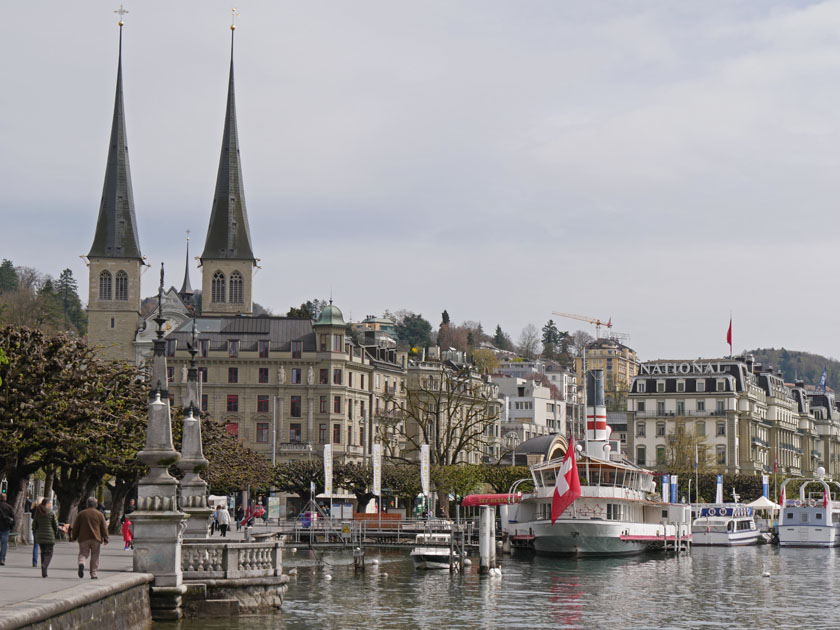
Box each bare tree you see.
[569,329,595,357]
[380,363,500,466]
[517,324,541,359]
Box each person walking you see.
[30,498,39,567]
[215,505,231,537]
[70,497,109,579]
[0,494,15,566]
[235,504,244,532]
[31,499,60,578]
[121,516,133,550]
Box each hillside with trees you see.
[748,347,840,392]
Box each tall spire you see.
[179,232,193,303]
[200,24,255,263]
[88,21,142,259]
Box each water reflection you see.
[157,546,840,630]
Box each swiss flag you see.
[726,317,733,354]
[825,488,830,508]
[551,435,582,524]
[780,486,786,508]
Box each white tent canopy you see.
[746,495,780,512]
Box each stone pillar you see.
[177,320,213,539]
[132,267,189,620]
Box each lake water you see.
[159,545,839,630]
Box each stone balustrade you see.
[181,541,284,580]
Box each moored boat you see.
[778,472,840,548]
[691,505,761,546]
[410,533,457,569]
[504,369,691,557]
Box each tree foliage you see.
[287,299,328,319]
[517,324,541,359]
[394,313,432,349]
[0,263,85,335]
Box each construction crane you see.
[552,311,612,339]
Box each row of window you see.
[211,271,245,304]
[98,270,129,301]
[638,379,726,393]
[637,420,726,438]
[636,444,727,466]
[637,400,726,415]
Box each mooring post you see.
[479,506,491,575]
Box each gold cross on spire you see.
[114,4,129,26]
[231,7,240,30]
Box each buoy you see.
[463,558,472,567]
[762,571,770,578]
[381,572,388,578]
[289,547,297,553]
[324,574,332,581]
[288,568,298,576]
[371,558,380,565]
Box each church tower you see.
[200,24,256,316]
[86,19,143,362]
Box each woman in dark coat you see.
[31,499,60,578]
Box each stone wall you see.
[0,574,154,630]
[201,577,289,614]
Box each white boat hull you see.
[519,519,682,556]
[691,530,762,546]
[778,525,840,547]
[411,553,454,569]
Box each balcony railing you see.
[278,442,313,453]
[635,410,727,418]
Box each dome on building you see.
[316,303,345,326]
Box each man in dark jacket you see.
[0,494,15,566]
[70,497,109,579]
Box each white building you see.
[492,376,566,451]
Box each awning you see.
[461,493,522,507]
[746,496,780,512]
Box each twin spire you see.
[88,22,142,260]
[90,16,254,283]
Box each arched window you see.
[212,271,226,303]
[99,270,112,300]
[229,271,243,304]
[115,270,128,300]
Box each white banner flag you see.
[420,444,430,496]
[324,444,333,497]
[373,443,382,497]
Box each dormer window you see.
[229,340,239,357]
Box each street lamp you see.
[506,432,521,468]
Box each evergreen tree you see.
[0,260,17,295]
[493,324,507,350]
[395,313,432,349]
[55,269,86,334]
[541,320,561,359]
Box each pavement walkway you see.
[0,540,134,606]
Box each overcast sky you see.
[4,1,840,365]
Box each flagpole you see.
[695,442,699,504]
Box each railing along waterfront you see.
[274,517,476,547]
[181,540,284,579]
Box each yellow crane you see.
[552,311,612,339]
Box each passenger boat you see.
[691,505,762,546]
[778,472,840,547]
[410,533,456,569]
[504,370,691,557]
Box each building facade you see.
[575,338,638,411]
[492,375,566,450]
[626,356,840,478]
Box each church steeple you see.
[86,18,143,363]
[179,233,193,306]
[88,23,142,260]
[199,21,256,317]
[200,27,254,264]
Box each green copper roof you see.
[200,31,255,263]
[316,304,345,326]
[88,27,142,260]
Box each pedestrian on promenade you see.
[70,497,109,579]
[30,498,38,567]
[215,505,231,537]
[31,498,60,578]
[121,516,133,550]
[235,504,244,531]
[0,494,15,566]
